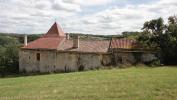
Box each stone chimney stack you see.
[66,33,70,40]
[73,35,79,48]
[24,34,27,46]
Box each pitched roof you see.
[58,39,110,53]
[43,22,65,37]
[22,37,65,50]
[21,22,138,51]
[22,22,66,50]
[110,38,136,49]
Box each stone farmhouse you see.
[19,22,158,73]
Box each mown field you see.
[0,66,177,100]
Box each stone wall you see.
[19,50,112,73]
[112,51,158,66]
[19,49,158,73]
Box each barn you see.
[19,22,158,73]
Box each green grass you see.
[0,67,177,100]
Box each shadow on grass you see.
[0,65,176,79]
[0,72,52,79]
[0,68,93,79]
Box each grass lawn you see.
[0,66,177,100]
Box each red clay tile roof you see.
[110,38,136,49]
[58,39,110,53]
[22,37,65,50]
[21,22,137,51]
[22,22,66,50]
[43,22,65,37]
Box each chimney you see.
[73,35,79,48]
[24,34,27,46]
[66,33,70,40]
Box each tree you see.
[0,35,20,75]
[138,16,177,65]
[162,15,177,64]
[3,45,19,74]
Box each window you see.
[118,56,126,64]
[122,56,127,64]
[36,53,40,61]
[118,56,123,63]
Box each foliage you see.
[0,35,19,46]
[67,33,123,40]
[122,31,141,39]
[148,59,161,66]
[17,34,41,43]
[138,16,177,65]
[0,33,43,75]
[0,35,20,75]
[0,33,42,44]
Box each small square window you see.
[36,53,40,61]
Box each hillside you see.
[0,67,177,100]
[0,32,139,44]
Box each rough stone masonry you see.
[19,22,158,73]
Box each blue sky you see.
[0,0,176,35]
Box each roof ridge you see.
[43,22,66,38]
[57,37,66,50]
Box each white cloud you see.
[0,0,176,35]
[63,0,112,6]
[52,0,81,12]
[67,0,177,34]
[35,1,51,9]
[0,0,80,33]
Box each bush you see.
[149,59,161,66]
[0,35,20,75]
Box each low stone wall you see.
[19,50,112,73]
[112,51,158,66]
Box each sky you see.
[0,0,177,35]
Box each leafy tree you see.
[162,16,177,64]
[138,16,177,65]
[3,45,19,74]
[0,36,20,75]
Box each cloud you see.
[52,0,81,12]
[70,0,177,34]
[35,1,51,9]
[63,0,112,6]
[0,0,81,33]
[0,0,176,35]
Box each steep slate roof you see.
[110,38,136,49]
[22,22,66,50]
[58,39,110,53]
